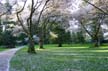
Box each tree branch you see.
[37,0,50,25]
[16,0,29,34]
[79,20,93,38]
[83,0,108,15]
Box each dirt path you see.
[0,47,23,71]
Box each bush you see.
[0,30,16,48]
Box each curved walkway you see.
[0,47,23,71]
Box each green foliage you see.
[16,33,27,45]
[71,31,85,44]
[64,31,71,44]
[76,31,85,43]
[54,26,66,43]
[0,30,16,48]
[17,33,26,40]
[50,26,71,46]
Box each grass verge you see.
[0,47,9,52]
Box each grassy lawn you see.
[0,47,9,52]
[10,44,108,71]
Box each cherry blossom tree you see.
[15,0,50,53]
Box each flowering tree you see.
[15,0,50,53]
[70,0,108,47]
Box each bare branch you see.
[37,0,50,25]
[17,0,27,13]
[16,0,29,34]
[0,12,7,17]
[79,20,93,38]
[83,0,108,15]
[34,1,43,10]
[16,14,29,34]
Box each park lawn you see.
[10,45,108,71]
[0,47,9,52]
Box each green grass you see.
[0,47,9,52]
[10,44,108,71]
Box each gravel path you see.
[0,47,23,71]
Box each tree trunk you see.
[58,42,62,47]
[39,38,44,49]
[28,37,36,53]
[39,28,44,49]
[92,37,100,48]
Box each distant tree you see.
[0,0,17,48]
[1,30,16,48]
[37,0,70,49]
[16,33,27,45]
[71,0,106,48]
[52,26,65,47]
[76,31,85,43]
[79,13,104,47]
[64,31,71,44]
